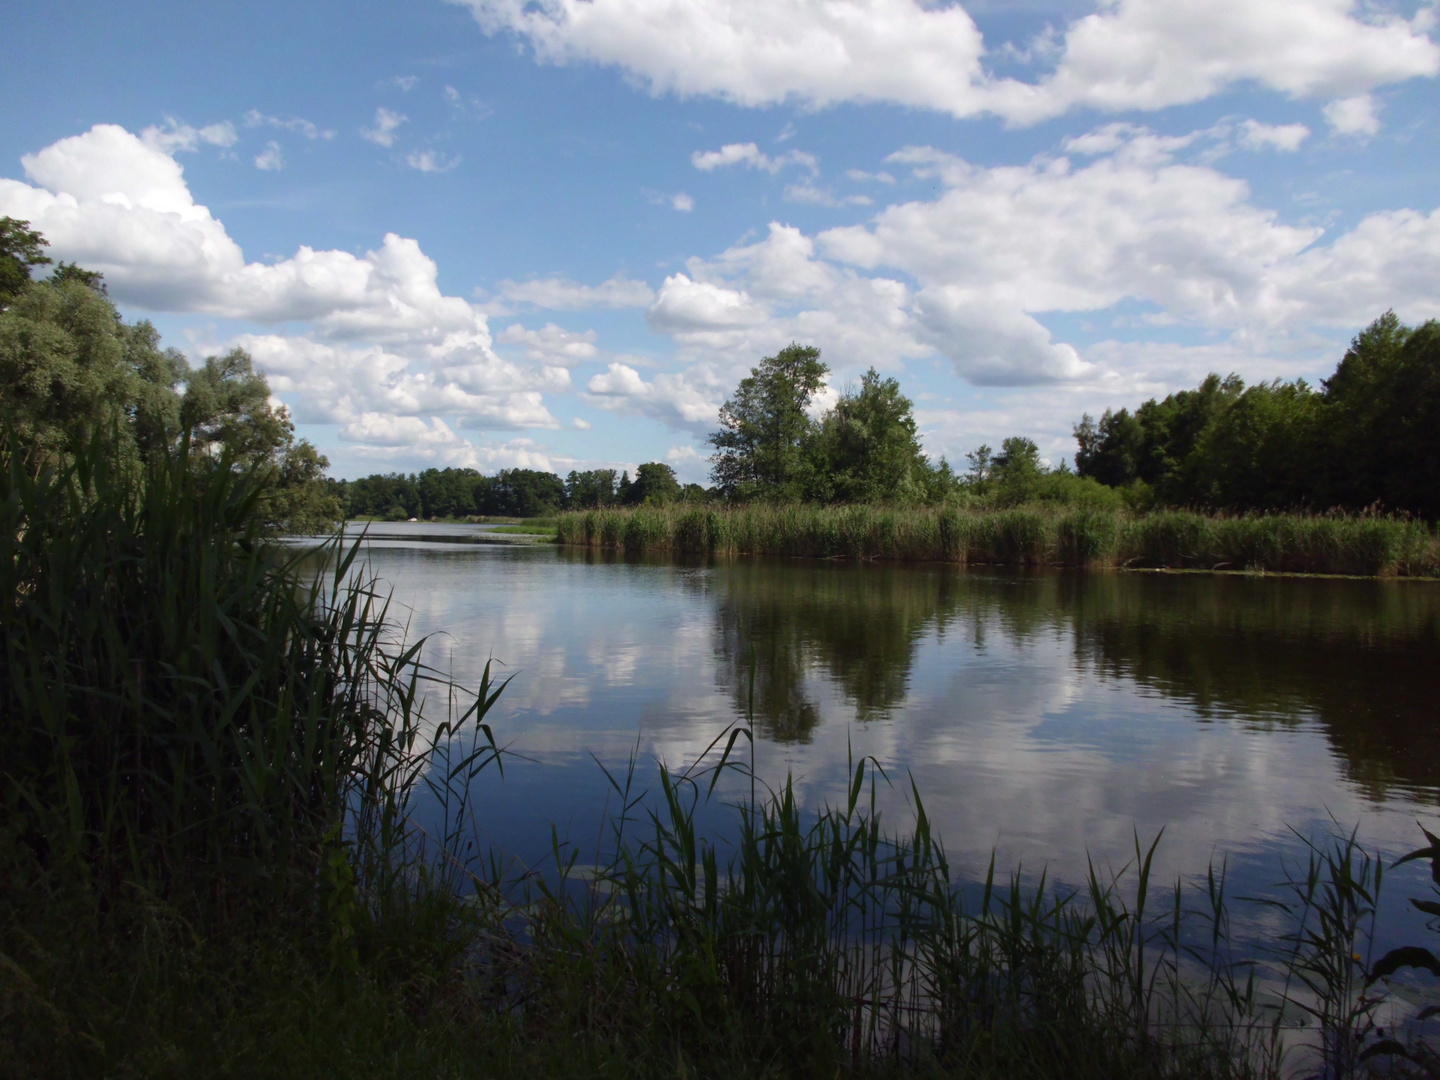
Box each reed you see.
[477,734,1440,1080]
[5,441,1437,1077]
[556,504,1440,576]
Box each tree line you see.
[705,343,1117,509]
[332,461,706,520]
[0,219,340,532]
[1073,311,1440,517]
[10,211,1436,524]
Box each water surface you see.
[333,527,1440,933]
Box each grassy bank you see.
[556,504,1440,576]
[6,438,1440,1078]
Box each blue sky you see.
[2,0,1438,480]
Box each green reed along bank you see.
[555,504,1440,577]
[6,436,1440,1079]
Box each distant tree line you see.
[332,461,708,520]
[1073,312,1440,517]
[705,344,1118,509]
[0,219,340,533]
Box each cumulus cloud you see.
[584,362,728,433]
[671,192,695,212]
[0,123,568,452]
[691,142,817,173]
[1323,92,1381,134]
[254,141,285,171]
[497,322,600,365]
[242,110,336,140]
[1238,119,1311,151]
[625,123,1439,400]
[447,0,1439,124]
[361,107,407,147]
[986,0,1438,126]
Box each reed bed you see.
[556,504,1440,576]
[5,439,1439,1077]
[480,740,1439,1080]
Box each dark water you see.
[328,525,1440,922]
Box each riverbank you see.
[6,447,1439,1078]
[556,503,1440,577]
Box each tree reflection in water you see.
[695,555,1439,800]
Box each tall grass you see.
[0,433,500,921]
[480,735,1438,1079]
[0,431,505,1075]
[5,438,1437,1077]
[556,504,1440,576]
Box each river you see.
[327,522,1440,946]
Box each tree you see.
[990,436,1043,505]
[626,462,680,505]
[807,368,930,503]
[0,217,51,305]
[565,468,618,508]
[709,344,829,501]
[180,348,341,531]
[0,272,184,469]
[484,469,565,516]
[964,444,993,488]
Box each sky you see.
[2,0,1438,482]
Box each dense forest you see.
[1073,311,1440,517]
[331,460,705,519]
[0,219,340,532]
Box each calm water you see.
[330,523,1440,928]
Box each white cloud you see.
[647,274,768,333]
[448,0,1439,124]
[254,141,285,171]
[0,123,568,452]
[238,333,566,430]
[242,110,335,140]
[625,122,1439,400]
[141,118,239,153]
[497,322,600,365]
[671,192,695,212]
[784,182,871,207]
[1322,92,1381,135]
[846,169,896,184]
[444,85,495,118]
[489,273,656,311]
[1238,119,1311,151]
[572,417,594,429]
[383,75,420,91]
[987,0,1439,126]
[691,142,817,173]
[405,149,461,172]
[584,362,728,433]
[335,427,560,472]
[361,107,408,147]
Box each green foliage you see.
[566,466,619,508]
[0,275,185,469]
[0,222,339,533]
[808,368,932,502]
[628,460,681,504]
[710,343,830,501]
[0,216,51,303]
[1073,313,1440,518]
